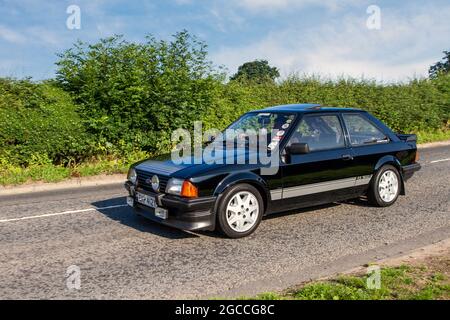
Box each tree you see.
[429,50,450,78]
[230,60,280,83]
[55,30,221,154]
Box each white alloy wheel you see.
[225,191,260,232]
[377,169,399,203]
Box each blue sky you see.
[0,0,449,81]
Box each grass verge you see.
[415,128,450,143]
[0,152,147,186]
[245,254,450,300]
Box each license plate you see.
[136,192,157,208]
[155,207,168,219]
[126,196,134,207]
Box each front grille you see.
[135,169,169,193]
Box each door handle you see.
[342,154,354,161]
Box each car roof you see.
[253,103,362,113]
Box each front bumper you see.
[124,181,216,231]
[402,162,421,181]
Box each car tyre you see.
[216,184,264,238]
[368,164,401,207]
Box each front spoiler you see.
[124,181,216,231]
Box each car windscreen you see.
[221,112,296,150]
[227,112,295,132]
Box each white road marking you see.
[429,158,450,164]
[0,204,128,223]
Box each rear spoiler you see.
[397,134,417,142]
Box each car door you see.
[278,112,360,210]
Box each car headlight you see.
[127,168,137,184]
[166,178,183,195]
[166,178,198,198]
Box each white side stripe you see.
[270,175,372,199]
[270,189,282,200]
[354,175,373,186]
[0,204,128,223]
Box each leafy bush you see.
[247,75,447,133]
[430,73,450,123]
[0,78,90,166]
[56,30,222,155]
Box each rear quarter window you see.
[343,113,388,146]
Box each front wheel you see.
[368,164,401,207]
[216,184,263,238]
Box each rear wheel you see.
[368,165,401,207]
[216,184,263,238]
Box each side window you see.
[343,114,387,146]
[288,114,345,151]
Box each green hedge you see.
[56,31,221,155]
[1,75,448,168]
[0,79,90,166]
[205,75,449,134]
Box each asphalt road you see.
[0,145,449,299]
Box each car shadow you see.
[262,202,340,220]
[91,196,199,239]
[262,196,372,220]
[340,196,371,207]
[93,196,372,239]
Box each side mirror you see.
[288,142,310,155]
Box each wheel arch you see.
[374,155,405,195]
[212,172,269,215]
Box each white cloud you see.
[236,0,364,12]
[211,4,450,82]
[175,0,193,4]
[0,25,64,47]
[26,27,61,46]
[0,25,26,44]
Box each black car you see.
[124,104,421,238]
